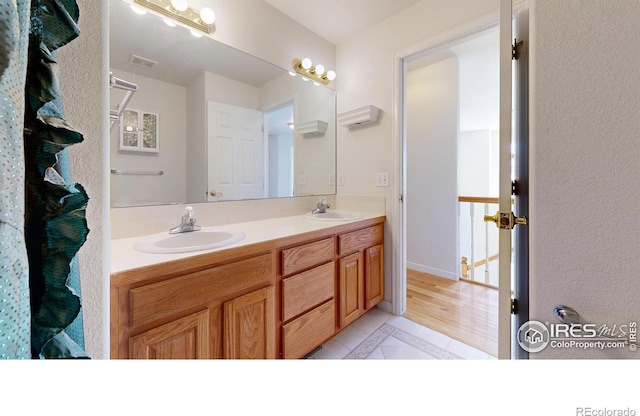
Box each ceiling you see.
[264,0,421,45]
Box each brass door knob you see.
[484,211,528,229]
[484,212,501,225]
[209,190,222,197]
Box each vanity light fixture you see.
[128,0,216,35]
[291,58,336,85]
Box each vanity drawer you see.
[282,299,336,359]
[129,253,273,328]
[281,237,334,276]
[282,262,335,322]
[338,225,383,256]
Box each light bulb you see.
[163,19,176,27]
[301,58,312,70]
[190,29,203,38]
[170,0,189,12]
[326,70,336,81]
[199,7,215,24]
[130,4,147,15]
[315,64,325,76]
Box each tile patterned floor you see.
[308,307,496,360]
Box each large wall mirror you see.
[109,0,336,208]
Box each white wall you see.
[57,0,109,358]
[406,57,459,279]
[110,69,187,207]
[458,130,497,197]
[336,0,499,304]
[529,0,640,359]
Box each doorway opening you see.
[264,102,294,198]
[403,24,500,357]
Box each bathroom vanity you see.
[110,213,385,359]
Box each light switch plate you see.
[376,172,389,187]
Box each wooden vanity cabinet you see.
[337,224,384,329]
[111,252,276,359]
[111,216,386,360]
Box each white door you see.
[207,102,265,201]
[490,0,529,359]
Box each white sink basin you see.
[134,227,245,254]
[303,210,364,222]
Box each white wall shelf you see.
[337,105,381,128]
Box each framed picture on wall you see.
[119,108,159,153]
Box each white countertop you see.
[111,212,384,274]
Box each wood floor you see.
[405,269,498,357]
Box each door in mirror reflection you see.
[207,102,264,201]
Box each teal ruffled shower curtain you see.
[0,0,89,359]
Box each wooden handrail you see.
[458,196,499,204]
[473,253,499,268]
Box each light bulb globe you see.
[315,64,325,76]
[327,70,336,81]
[301,58,312,70]
[170,0,189,12]
[200,7,216,24]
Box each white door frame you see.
[390,12,500,317]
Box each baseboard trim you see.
[406,262,458,281]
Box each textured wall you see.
[57,0,109,359]
[529,0,640,358]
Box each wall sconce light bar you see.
[132,0,215,34]
[291,58,335,85]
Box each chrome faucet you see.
[170,206,201,234]
[312,197,330,214]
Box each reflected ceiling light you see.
[130,0,216,35]
[130,4,147,14]
[291,58,336,85]
[163,18,176,27]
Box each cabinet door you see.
[224,286,276,359]
[129,310,210,359]
[365,244,384,310]
[339,252,364,328]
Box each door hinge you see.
[399,194,404,202]
[511,180,519,195]
[512,39,523,60]
[511,299,518,315]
